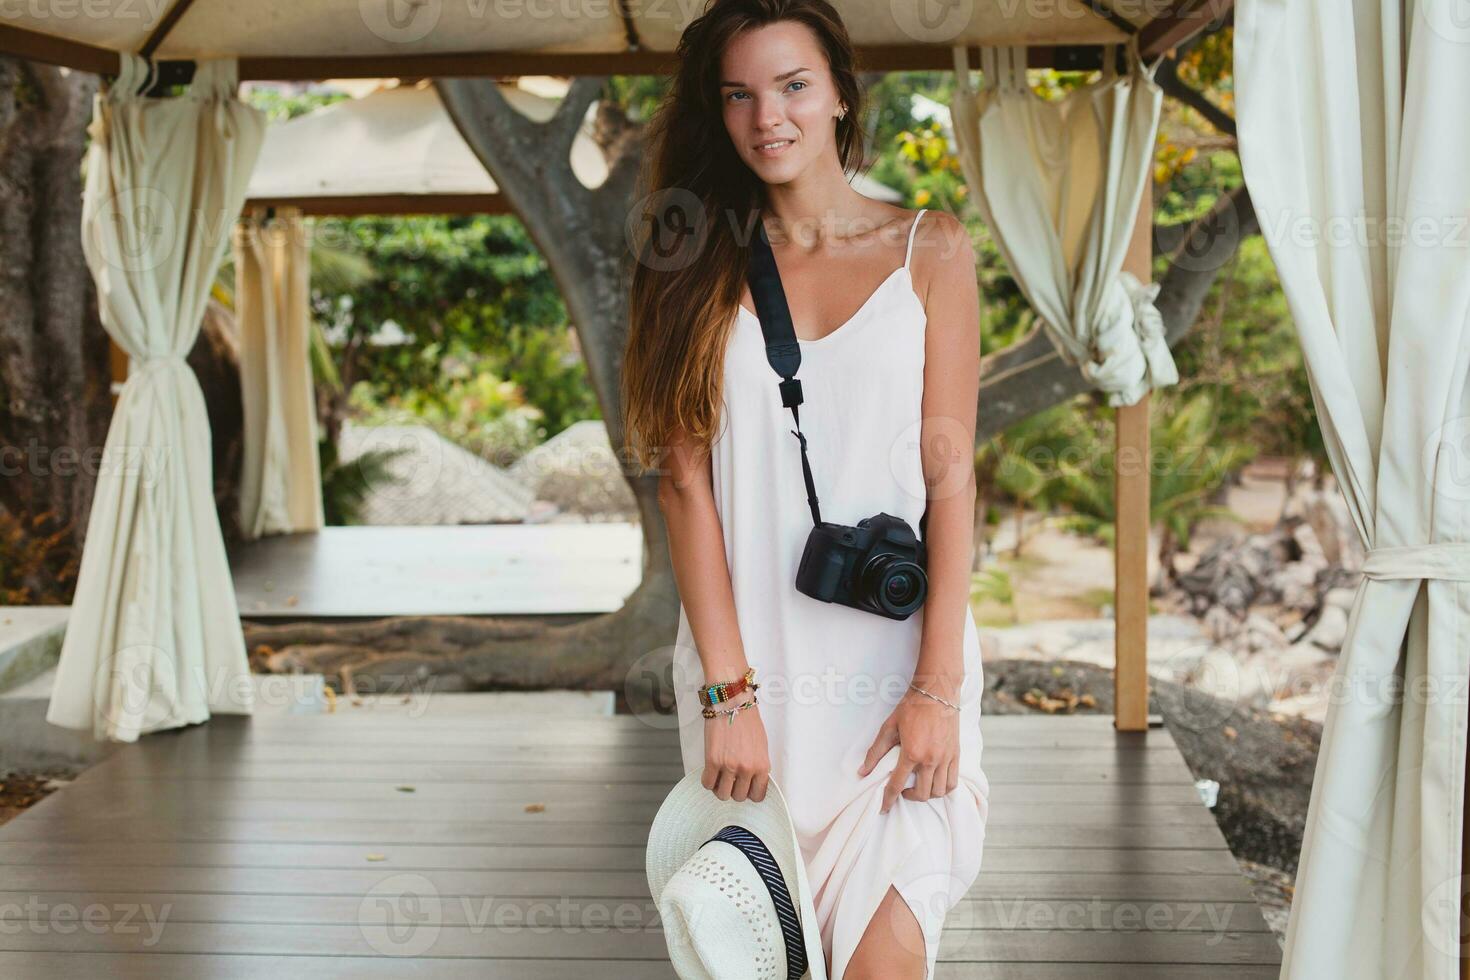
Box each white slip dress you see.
[671,208,990,980]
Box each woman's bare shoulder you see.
[911,209,975,305]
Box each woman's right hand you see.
[702,699,771,803]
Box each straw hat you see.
[646,767,828,980]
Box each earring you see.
[836,105,847,120]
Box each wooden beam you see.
[1140,0,1235,58]
[0,23,118,74]
[0,23,1142,79]
[1114,178,1154,733]
[139,0,199,61]
[243,194,512,217]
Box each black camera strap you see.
[745,215,823,527]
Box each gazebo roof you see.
[0,0,1227,78]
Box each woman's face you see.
[719,21,844,183]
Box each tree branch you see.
[975,183,1259,440]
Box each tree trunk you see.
[0,59,107,603]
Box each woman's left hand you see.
[857,676,962,814]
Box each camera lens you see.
[886,571,919,604]
[861,555,927,617]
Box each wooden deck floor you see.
[0,709,1282,978]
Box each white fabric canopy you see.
[235,205,325,539]
[1236,1,1470,976]
[949,37,1177,406]
[47,54,265,742]
[7,0,1144,61]
[245,81,611,198]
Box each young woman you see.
[622,2,989,977]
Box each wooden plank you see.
[940,928,1283,964]
[80,758,1200,785]
[0,817,1232,850]
[0,865,1255,902]
[0,957,676,980]
[30,791,1223,829]
[0,843,1239,875]
[0,891,1271,932]
[0,921,1279,963]
[0,956,1279,980]
[244,194,513,217]
[68,775,1207,805]
[46,776,1204,806]
[190,710,1163,735]
[97,742,1198,768]
[229,524,642,618]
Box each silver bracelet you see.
[909,681,959,712]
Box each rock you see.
[1305,604,1348,652]
[1203,604,1242,643]
[1291,519,1325,561]
[1187,647,1248,704]
[1243,613,1288,653]
[1273,561,1322,613]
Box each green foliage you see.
[311,214,598,443]
[348,353,545,468]
[243,86,350,122]
[970,567,1019,624]
[316,436,409,526]
[1038,390,1254,548]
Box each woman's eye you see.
[788,80,806,92]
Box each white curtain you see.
[235,205,325,539]
[47,54,266,742]
[950,37,1177,406]
[1236,1,1470,976]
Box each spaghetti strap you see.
[903,208,927,271]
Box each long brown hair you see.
[619,0,866,472]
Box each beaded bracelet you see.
[698,666,757,707]
[701,681,759,718]
[703,690,760,726]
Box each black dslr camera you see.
[745,214,929,622]
[796,513,928,620]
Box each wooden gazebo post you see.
[1114,176,1154,733]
